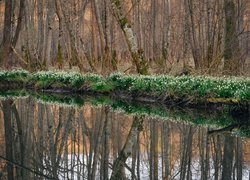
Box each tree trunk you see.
[110,116,143,179]
[110,0,149,75]
[0,0,13,68]
[222,135,234,179]
[45,0,55,68]
[12,0,25,48]
[2,100,14,180]
[224,0,239,75]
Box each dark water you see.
[0,97,250,180]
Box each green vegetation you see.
[0,90,249,137]
[0,89,28,100]
[108,73,250,101]
[0,70,249,104]
[0,70,29,84]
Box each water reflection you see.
[0,98,250,179]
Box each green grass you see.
[0,70,249,103]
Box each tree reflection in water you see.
[0,98,250,180]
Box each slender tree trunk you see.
[0,0,13,68]
[236,138,243,180]
[101,107,111,180]
[185,0,202,70]
[150,121,158,179]
[45,0,55,68]
[12,0,25,48]
[2,100,14,180]
[151,0,157,60]
[222,135,234,179]
[12,103,25,177]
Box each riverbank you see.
[0,70,249,106]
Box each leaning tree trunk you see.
[110,0,149,75]
[110,116,144,179]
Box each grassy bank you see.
[0,70,249,105]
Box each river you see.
[0,95,249,179]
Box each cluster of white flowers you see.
[32,71,87,88]
[0,69,29,80]
[33,70,81,80]
[0,70,249,101]
[108,73,250,100]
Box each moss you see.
[113,0,121,8]
[57,44,64,69]
[111,50,118,71]
[119,17,128,29]
[90,81,114,93]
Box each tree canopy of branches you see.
[0,0,249,75]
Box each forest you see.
[1,1,250,179]
[0,0,249,76]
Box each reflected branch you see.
[0,155,55,179]
[208,124,241,135]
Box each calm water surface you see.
[0,97,250,180]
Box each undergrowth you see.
[0,70,249,102]
[0,70,29,83]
